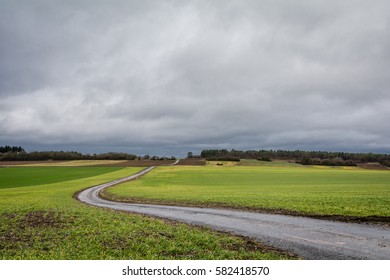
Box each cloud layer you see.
[1,0,390,155]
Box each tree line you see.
[200,149,390,167]
[0,145,25,153]
[0,146,175,161]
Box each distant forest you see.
[200,149,390,167]
[2,145,390,167]
[0,146,175,161]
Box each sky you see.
[1,0,390,156]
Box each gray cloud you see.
[1,0,390,156]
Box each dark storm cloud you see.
[1,0,390,155]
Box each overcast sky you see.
[1,0,390,156]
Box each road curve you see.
[77,167,390,260]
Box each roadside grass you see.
[103,165,390,218]
[0,167,292,260]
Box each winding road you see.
[77,167,390,260]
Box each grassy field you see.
[0,166,291,260]
[0,166,124,189]
[103,164,390,218]
[15,160,129,166]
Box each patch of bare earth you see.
[177,159,206,166]
[357,163,389,170]
[0,211,75,251]
[18,211,72,229]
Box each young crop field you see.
[7,160,129,167]
[103,164,390,219]
[0,166,291,260]
[0,166,124,189]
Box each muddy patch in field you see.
[357,163,389,170]
[176,159,206,166]
[18,211,74,229]
[0,211,75,252]
[102,236,129,251]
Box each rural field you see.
[103,161,390,220]
[0,163,291,260]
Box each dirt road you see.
[77,167,390,260]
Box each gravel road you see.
[77,167,390,260]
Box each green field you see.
[0,166,124,189]
[7,160,128,167]
[103,164,390,218]
[0,166,290,260]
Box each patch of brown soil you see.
[18,211,74,229]
[224,237,299,258]
[0,211,75,251]
[357,163,389,170]
[177,159,206,166]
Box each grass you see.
[0,166,291,260]
[103,165,390,218]
[0,166,123,189]
[12,160,128,167]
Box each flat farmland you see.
[0,160,175,167]
[103,165,390,219]
[0,166,125,189]
[0,166,290,259]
